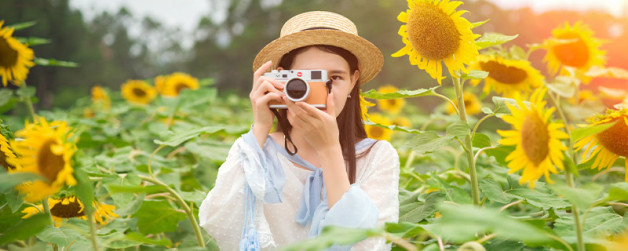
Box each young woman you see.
[199,11,399,250]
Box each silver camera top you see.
[265,69,328,81]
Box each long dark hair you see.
[276,45,376,184]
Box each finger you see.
[254,61,273,80]
[252,61,273,90]
[284,96,309,118]
[259,77,285,91]
[325,92,335,116]
[296,101,324,118]
[254,81,283,98]
[256,92,282,109]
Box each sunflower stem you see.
[452,75,481,206]
[148,145,165,178]
[547,90,585,251]
[20,82,37,122]
[433,92,459,116]
[139,175,205,248]
[86,212,100,251]
[41,198,58,251]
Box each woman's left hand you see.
[284,92,340,152]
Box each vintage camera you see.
[264,69,332,109]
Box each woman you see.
[199,11,399,250]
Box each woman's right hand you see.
[249,61,284,148]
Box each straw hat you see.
[253,11,383,86]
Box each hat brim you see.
[253,29,383,86]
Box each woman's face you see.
[282,46,359,117]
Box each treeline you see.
[1,0,626,111]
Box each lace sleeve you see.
[352,140,400,251]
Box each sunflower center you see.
[369,127,384,138]
[38,139,65,184]
[520,112,550,165]
[0,152,11,170]
[0,37,18,68]
[463,97,472,108]
[386,99,398,106]
[480,61,528,84]
[175,83,189,94]
[553,33,589,67]
[132,87,147,97]
[596,118,628,157]
[406,2,461,60]
[50,199,85,218]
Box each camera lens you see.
[285,78,308,101]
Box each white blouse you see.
[198,129,400,250]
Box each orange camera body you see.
[265,70,330,109]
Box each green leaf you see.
[280,226,381,251]
[471,19,489,28]
[479,176,518,204]
[460,70,489,80]
[491,96,517,117]
[484,144,515,166]
[476,33,519,49]
[385,222,425,238]
[185,140,232,162]
[7,21,36,31]
[34,58,78,67]
[399,192,446,222]
[125,231,172,247]
[472,133,492,148]
[0,172,43,193]
[404,131,452,154]
[0,89,13,106]
[106,185,167,194]
[16,37,50,46]
[361,86,439,99]
[571,120,618,142]
[36,226,85,246]
[363,121,423,135]
[154,124,248,146]
[606,183,628,202]
[446,121,470,138]
[0,213,51,245]
[508,188,571,209]
[16,86,36,98]
[555,207,625,238]
[133,200,186,234]
[73,168,94,214]
[423,204,550,243]
[550,183,600,210]
[546,76,579,98]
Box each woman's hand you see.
[284,92,340,153]
[250,61,284,147]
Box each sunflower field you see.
[1,0,628,250]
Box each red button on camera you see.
[297,72,302,77]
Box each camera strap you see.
[270,109,298,156]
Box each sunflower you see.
[543,22,605,84]
[360,95,375,121]
[497,88,569,188]
[121,80,157,105]
[393,0,480,84]
[392,116,412,128]
[470,54,544,97]
[22,196,117,226]
[154,75,166,93]
[365,113,393,141]
[574,108,628,181]
[8,117,77,202]
[446,91,482,115]
[1,132,20,170]
[159,72,199,97]
[568,89,596,105]
[0,20,35,87]
[376,85,406,115]
[91,85,111,110]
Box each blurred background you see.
[1,0,627,111]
